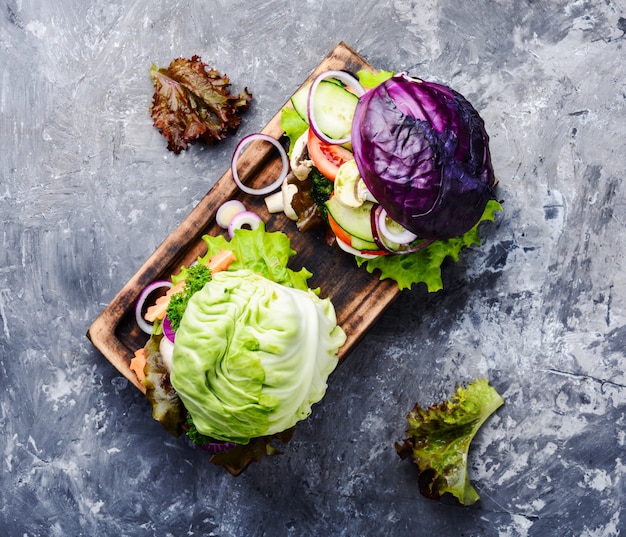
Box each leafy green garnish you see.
[309,168,334,221]
[357,200,502,291]
[184,413,218,446]
[280,106,308,155]
[166,263,212,331]
[198,222,312,292]
[357,69,394,89]
[395,378,504,506]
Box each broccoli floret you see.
[309,168,333,220]
[184,412,215,446]
[166,263,212,331]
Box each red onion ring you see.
[307,70,366,145]
[228,210,262,238]
[370,204,394,253]
[371,205,435,254]
[231,133,288,195]
[376,207,418,244]
[135,280,173,334]
[162,315,175,343]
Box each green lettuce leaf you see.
[356,69,394,89]
[280,106,309,156]
[395,378,504,505]
[192,222,313,292]
[357,200,502,291]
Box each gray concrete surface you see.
[2,0,626,535]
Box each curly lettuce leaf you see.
[195,222,313,292]
[395,378,504,506]
[150,56,252,154]
[358,200,502,291]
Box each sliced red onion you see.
[135,280,173,334]
[231,133,288,196]
[198,441,237,454]
[162,315,175,343]
[370,204,395,253]
[216,199,246,229]
[376,207,418,244]
[228,210,262,238]
[307,70,366,146]
[371,205,436,254]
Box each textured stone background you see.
[2,0,626,535]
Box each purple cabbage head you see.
[351,73,496,240]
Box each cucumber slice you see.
[290,80,358,140]
[290,82,310,122]
[350,235,381,252]
[326,196,375,243]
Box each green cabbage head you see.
[170,269,346,444]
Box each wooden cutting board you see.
[86,42,400,393]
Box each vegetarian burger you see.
[133,225,346,474]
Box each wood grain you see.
[86,42,400,393]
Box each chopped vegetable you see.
[227,210,262,238]
[264,190,285,214]
[231,133,289,195]
[308,168,334,221]
[142,335,184,437]
[166,263,213,332]
[216,200,247,229]
[135,280,174,333]
[375,207,418,244]
[356,69,394,89]
[206,248,237,273]
[130,348,147,381]
[150,56,252,154]
[395,378,504,506]
[307,70,365,144]
[333,159,369,209]
[144,280,184,323]
[306,128,354,181]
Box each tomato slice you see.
[307,129,354,181]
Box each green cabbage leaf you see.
[170,269,345,444]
